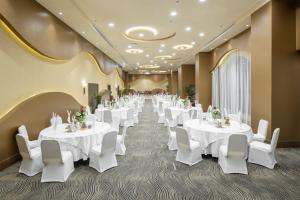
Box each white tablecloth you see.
[95,107,129,122]
[39,122,111,161]
[185,119,253,157]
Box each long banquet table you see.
[39,122,111,161]
[185,119,253,157]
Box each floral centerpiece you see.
[75,106,87,128]
[212,108,222,120]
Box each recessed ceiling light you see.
[170,63,173,66]
[191,41,196,45]
[173,44,193,51]
[246,24,249,27]
[82,31,86,34]
[199,32,205,37]
[170,11,177,17]
[125,48,144,54]
[160,44,165,48]
[128,45,132,48]
[108,22,115,27]
[159,49,163,53]
[199,0,207,2]
[155,55,172,60]
[125,26,158,36]
[139,33,144,37]
[185,27,191,32]
[58,12,63,15]
[146,54,150,57]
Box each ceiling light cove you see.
[139,64,160,69]
[173,44,193,51]
[123,26,176,42]
[125,26,158,36]
[125,48,144,54]
[154,55,172,60]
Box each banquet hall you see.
[0,0,299,199]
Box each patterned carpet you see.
[0,100,300,200]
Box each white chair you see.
[175,127,202,166]
[166,119,177,151]
[123,108,135,127]
[133,102,139,124]
[248,128,280,169]
[223,108,228,117]
[104,110,120,132]
[158,102,165,124]
[18,125,39,149]
[16,134,43,176]
[181,112,191,127]
[89,131,118,172]
[164,108,177,127]
[252,119,269,142]
[41,140,74,182]
[116,126,128,155]
[218,134,248,174]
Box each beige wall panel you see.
[0,25,124,119]
[128,74,170,92]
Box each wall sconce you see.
[81,80,87,95]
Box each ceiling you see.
[36,0,269,74]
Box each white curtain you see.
[212,68,220,108]
[212,51,251,124]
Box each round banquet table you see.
[95,107,129,122]
[39,122,111,161]
[185,119,253,157]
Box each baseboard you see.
[277,141,300,148]
[0,154,20,170]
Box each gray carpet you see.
[0,100,300,200]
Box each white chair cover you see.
[252,119,269,142]
[158,101,165,124]
[89,131,118,172]
[248,128,280,169]
[165,108,177,127]
[116,126,128,155]
[175,127,202,166]
[166,119,177,150]
[218,134,248,174]
[18,125,39,149]
[16,134,43,176]
[41,140,74,182]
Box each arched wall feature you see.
[212,50,251,124]
[0,0,121,75]
[0,17,124,120]
[0,92,82,169]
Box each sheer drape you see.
[212,51,251,124]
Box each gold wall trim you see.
[0,15,123,79]
[210,48,239,73]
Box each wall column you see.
[195,53,212,110]
[178,64,195,98]
[170,71,178,95]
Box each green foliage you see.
[184,84,195,97]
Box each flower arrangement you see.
[212,108,222,120]
[75,106,86,123]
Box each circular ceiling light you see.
[185,27,191,32]
[170,11,177,17]
[199,32,205,37]
[108,22,115,28]
[125,48,144,54]
[173,44,193,51]
[125,26,158,36]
